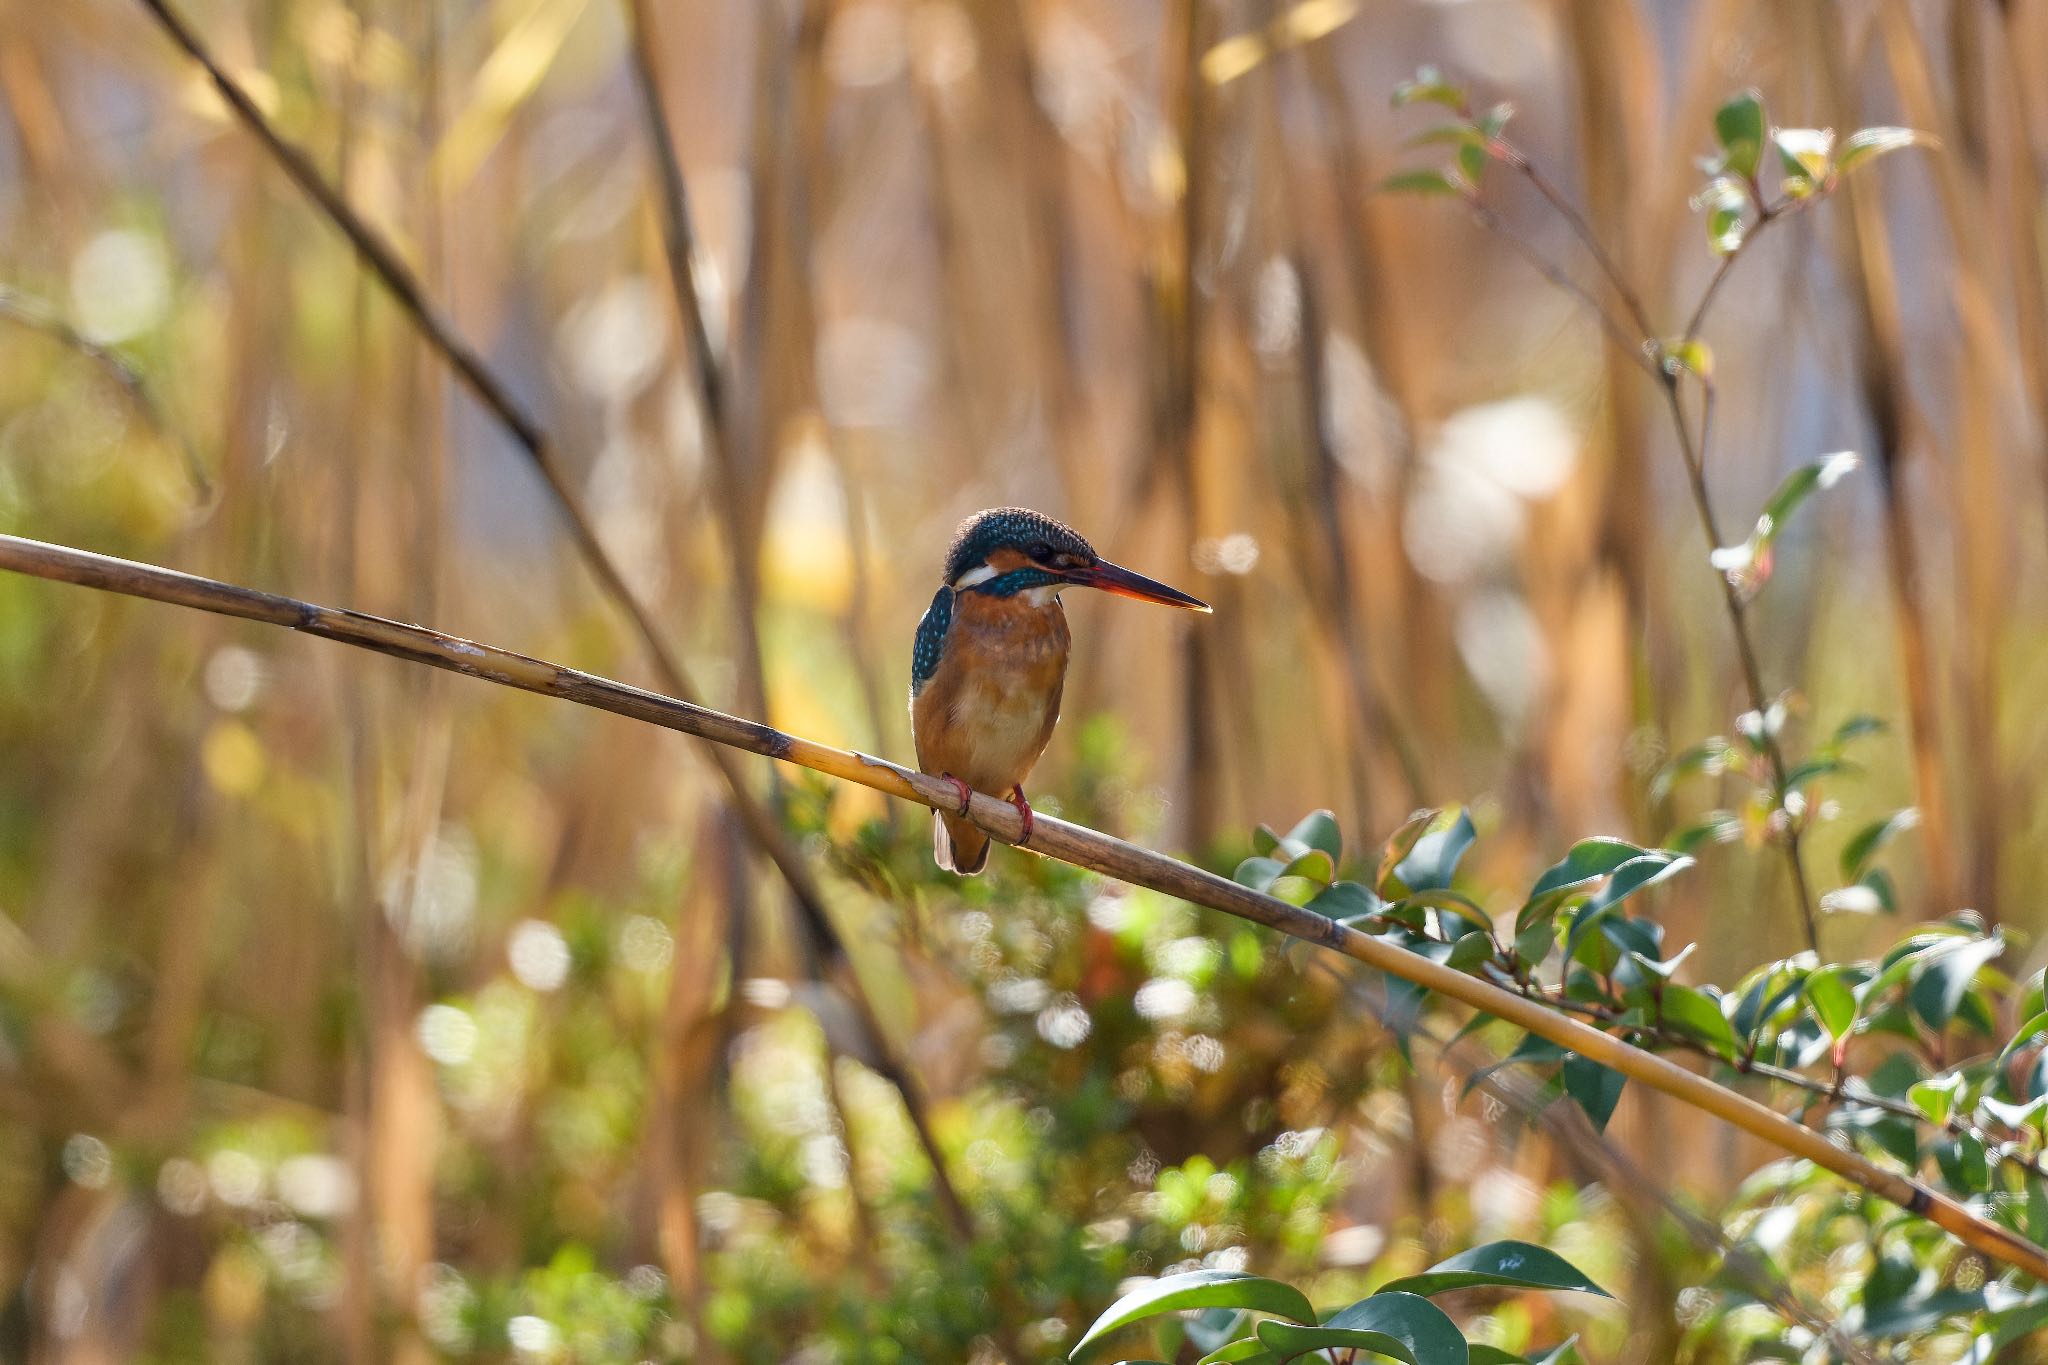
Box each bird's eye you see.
[1026,541,1054,561]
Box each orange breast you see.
[912,592,1071,796]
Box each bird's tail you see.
[934,811,990,876]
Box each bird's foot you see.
[1007,787,1035,844]
[939,773,974,816]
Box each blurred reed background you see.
[2,0,2047,1360]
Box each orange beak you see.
[1067,559,1212,612]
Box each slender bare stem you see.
[1499,149,1660,342]
[1682,199,1808,344]
[0,287,214,505]
[4,531,2044,1283]
[1661,373,1820,952]
[1543,986,2048,1181]
[1466,202,1660,377]
[128,0,973,1238]
[1481,142,1823,950]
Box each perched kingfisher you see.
[910,508,1211,874]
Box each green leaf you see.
[1836,126,1929,176]
[1829,713,1887,748]
[1286,810,1343,863]
[1713,89,1768,178]
[1259,1291,1469,1365]
[1713,452,1860,593]
[1759,451,1860,541]
[1458,140,1488,186]
[1694,176,1750,255]
[1669,810,1741,855]
[1251,824,1283,857]
[1513,906,1561,968]
[1984,1092,2048,1135]
[1934,1132,1992,1194]
[1378,170,1464,197]
[1841,809,1918,881]
[1782,755,1852,792]
[1196,1340,1278,1365]
[1663,338,1714,381]
[1070,1273,1316,1363]
[1772,126,1834,195]
[1805,966,1858,1039]
[1187,1308,1249,1352]
[1280,848,1336,885]
[1404,125,1486,151]
[1393,66,1466,110]
[1562,853,1692,963]
[1257,1323,1419,1364]
[1308,880,1380,925]
[1590,852,1691,911]
[1470,1346,1579,1365]
[1379,809,1442,896]
[1527,838,1649,901]
[1396,809,1479,893]
[1390,888,1494,934]
[1908,934,2005,1032]
[1477,102,1514,140]
[1561,1054,1625,1131]
[1381,1241,1612,1300]
[1651,738,1731,804]
[1447,931,1497,971]
[1996,1010,2048,1071]
[1659,983,1742,1058]
[1908,1071,1963,1125]
[1234,856,1287,893]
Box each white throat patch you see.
[953,563,996,588]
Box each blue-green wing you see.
[910,586,954,696]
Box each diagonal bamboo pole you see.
[3,530,2044,1283]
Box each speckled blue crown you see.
[943,508,1095,581]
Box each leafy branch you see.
[1382,72,1928,955]
[1069,1240,1604,1364]
[1234,805,2048,1308]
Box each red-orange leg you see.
[1008,786,1034,844]
[939,773,973,816]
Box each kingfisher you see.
[910,508,1211,874]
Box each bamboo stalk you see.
[5,531,2044,1282]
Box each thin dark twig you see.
[1466,202,1660,377]
[1477,131,1824,950]
[1681,199,1813,343]
[1497,147,1660,342]
[1661,373,1821,952]
[0,287,214,505]
[1539,987,2048,1180]
[128,0,973,1238]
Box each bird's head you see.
[943,508,1212,612]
